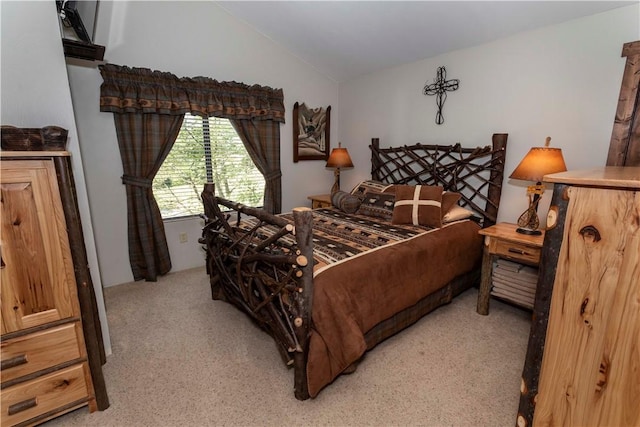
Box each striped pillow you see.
[392,185,444,227]
[356,191,396,220]
[350,180,394,199]
[331,191,361,214]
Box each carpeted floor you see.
[44,266,531,427]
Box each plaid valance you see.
[99,63,285,122]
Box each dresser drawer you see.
[492,239,541,265]
[1,323,82,383]
[1,364,90,426]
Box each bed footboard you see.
[200,183,314,400]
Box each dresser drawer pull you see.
[8,397,37,415]
[1,354,28,370]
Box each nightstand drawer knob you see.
[508,247,527,255]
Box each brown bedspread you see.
[235,208,482,397]
[306,218,482,397]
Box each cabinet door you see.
[534,186,640,426]
[1,159,79,334]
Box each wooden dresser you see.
[517,167,640,427]
[1,151,108,426]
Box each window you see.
[153,114,265,219]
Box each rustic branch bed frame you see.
[200,134,507,400]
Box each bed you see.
[200,134,508,399]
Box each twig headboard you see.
[370,133,508,228]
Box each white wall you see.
[65,2,639,288]
[67,1,340,286]
[1,1,111,354]
[338,4,640,225]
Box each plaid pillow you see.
[392,185,444,227]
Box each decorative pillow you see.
[350,180,394,199]
[387,187,459,217]
[441,192,462,216]
[331,190,361,214]
[443,205,474,223]
[355,191,396,220]
[392,185,444,227]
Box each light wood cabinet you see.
[1,151,108,426]
[517,167,640,427]
[1,159,78,333]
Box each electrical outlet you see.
[179,232,188,243]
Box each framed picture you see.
[293,102,331,162]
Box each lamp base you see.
[516,185,543,236]
[516,227,542,236]
[330,168,341,194]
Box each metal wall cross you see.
[423,66,459,125]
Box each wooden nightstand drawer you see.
[1,364,90,426]
[312,200,330,209]
[1,323,82,383]
[492,239,541,265]
[308,194,332,209]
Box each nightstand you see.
[307,194,332,209]
[476,222,544,315]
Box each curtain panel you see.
[231,120,282,214]
[115,113,184,281]
[99,64,285,281]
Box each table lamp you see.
[326,142,354,194]
[509,137,567,235]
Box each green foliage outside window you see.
[153,115,265,219]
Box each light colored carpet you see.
[45,266,531,427]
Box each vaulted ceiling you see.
[217,1,636,82]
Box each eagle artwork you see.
[297,103,328,155]
[293,102,331,161]
[423,66,459,125]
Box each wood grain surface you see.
[1,323,82,383]
[534,186,640,426]
[1,160,78,334]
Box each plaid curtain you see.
[231,119,282,214]
[99,64,284,280]
[113,113,184,281]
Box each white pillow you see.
[442,205,474,223]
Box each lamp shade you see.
[326,143,354,168]
[509,137,567,182]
